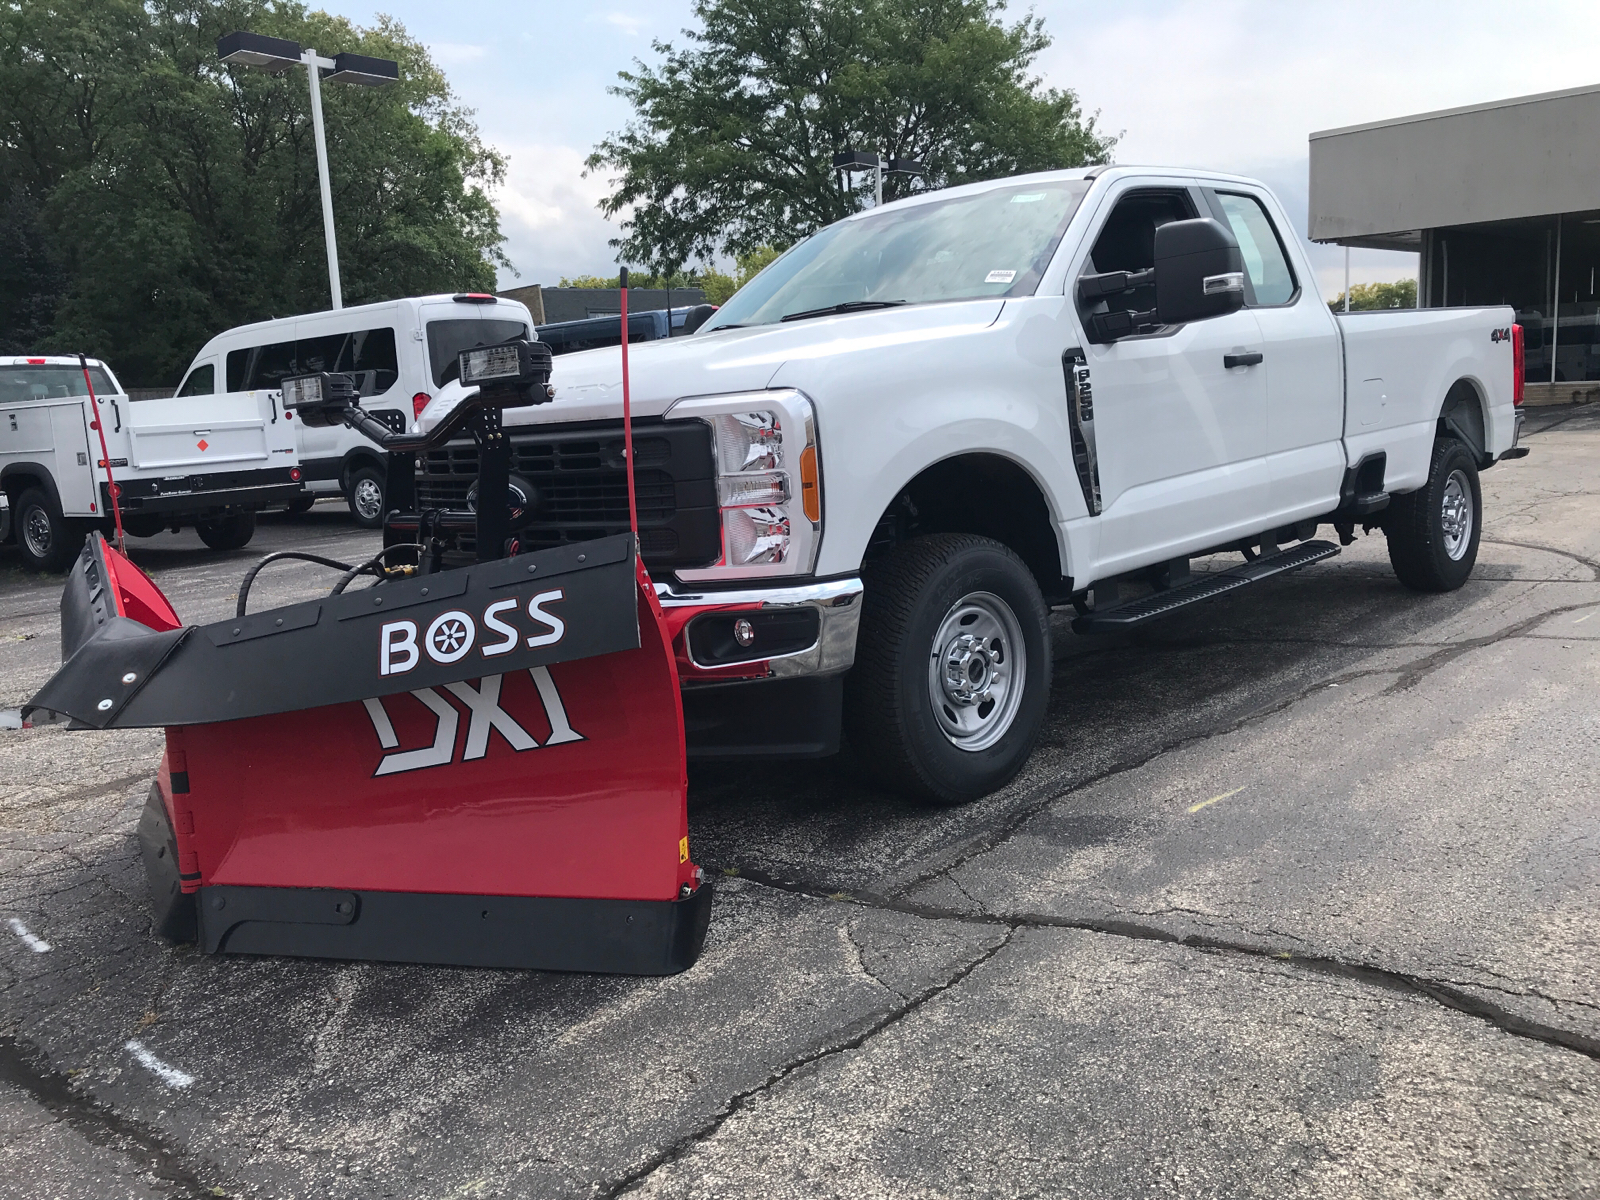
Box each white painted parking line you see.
[124,1039,194,1089]
[6,918,50,952]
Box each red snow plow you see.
[20,323,712,974]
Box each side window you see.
[338,327,399,397]
[226,340,297,391]
[176,363,214,396]
[1079,190,1196,317]
[295,327,399,398]
[1215,193,1297,306]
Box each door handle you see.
[1224,351,1264,369]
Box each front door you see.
[1071,185,1269,578]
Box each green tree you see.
[560,247,783,305]
[1328,279,1417,312]
[0,0,507,385]
[587,0,1114,274]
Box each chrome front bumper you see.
[655,577,863,678]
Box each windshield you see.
[426,317,529,387]
[706,178,1092,330]
[0,363,118,403]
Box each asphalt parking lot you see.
[3,408,1599,1199]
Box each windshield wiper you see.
[779,300,906,323]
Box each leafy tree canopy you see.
[587,0,1114,275]
[1329,280,1418,312]
[0,0,507,385]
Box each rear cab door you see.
[1199,183,1345,525]
[1070,176,1268,578]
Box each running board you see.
[1072,540,1341,633]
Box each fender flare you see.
[1,462,62,511]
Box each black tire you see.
[844,534,1051,804]
[194,510,256,552]
[285,495,316,515]
[1384,438,1482,592]
[346,465,385,529]
[14,487,83,572]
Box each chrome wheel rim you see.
[1441,469,1473,561]
[353,477,384,521]
[927,591,1027,752]
[22,506,52,558]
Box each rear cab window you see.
[425,314,530,387]
[0,363,118,403]
[1211,191,1298,306]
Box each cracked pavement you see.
[3,410,1599,1198]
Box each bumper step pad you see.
[1073,539,1341,633]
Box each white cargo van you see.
[174,293,535,527]
[1,356,302,570]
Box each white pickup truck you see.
[1,356,303,570]
[403,166,1528,802]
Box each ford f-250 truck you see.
[394,167,1528,803]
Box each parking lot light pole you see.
[216,31,399,310]
[834,150,927,210]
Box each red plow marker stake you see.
[80,354,125,552]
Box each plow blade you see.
[37,533,711,975]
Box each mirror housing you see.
[1154,218,1245,325]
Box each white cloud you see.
[428,41,488,66]
[492,142,627,285]
[602,12,648,37]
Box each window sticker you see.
[985,269,1017,284]
[1010,193,1045,203]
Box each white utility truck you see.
[1,356,302,570]
[175,293,536,527]
[405,167,1529,802]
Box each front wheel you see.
[844,534,1051,804]
[1385,438,1482,592]
[346,466,385,529]
[194,511,256,552]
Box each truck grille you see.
[413,418,720,568]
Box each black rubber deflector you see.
[194,881,715,975]
[136,784,197,944]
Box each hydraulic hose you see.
[236,552,358,617]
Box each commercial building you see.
[1310,83,1600,400]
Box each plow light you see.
[281,372,359,427]
[456,338,555,408]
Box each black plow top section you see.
[29,534,642,729]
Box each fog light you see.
[734,618,755,647]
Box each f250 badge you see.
[1491,327,1512,343]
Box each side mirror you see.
[1154,218,1246,325]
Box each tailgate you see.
[123,392,285,472]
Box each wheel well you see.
[1,465,58,509]
[341,450,385,489]
[866,454,1067,598]
[1438,378,1489,464]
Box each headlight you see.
[666,389,821,580]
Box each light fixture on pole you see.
[217,31,399,310]
[833,150,926,209]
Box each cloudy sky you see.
[323,0,1600,300]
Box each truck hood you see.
[415,300,1006,432]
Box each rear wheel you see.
[1385,438,1482,592]
[195,510,256,552]
[15,487,82,572]
[844,534,1051,804]
[346,465,385,529]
